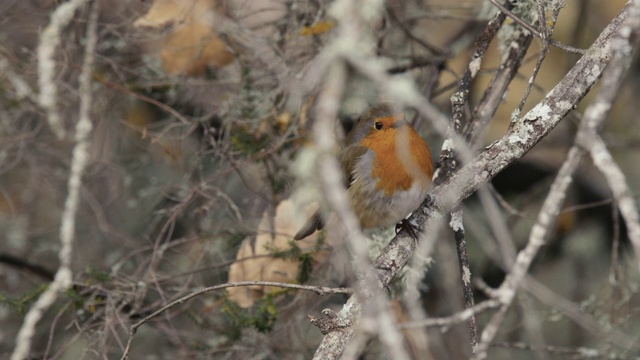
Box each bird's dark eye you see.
[374,121,383,130]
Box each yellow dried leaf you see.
[300,20,335,36]
[134,0,233,75]
[227,200,322,308]
[160,23,234,75]
[227,240,263,308]
[276,111,292,132]
[134,0,216,28]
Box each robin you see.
[294,103,434,240]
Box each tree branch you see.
[120,281,352,360]
[11,2,98,359]
[37,0,91,140]
[311,3,634,358]
[473,1,640,357]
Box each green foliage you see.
[262,240,316,284]
[0,284,47,315]
[262,240,317,284]
[253,296,279,332]
[264,240,302,260]
[85,266,112,283]
[64,287,86,310]
[221,295,280,338]
[223,230,247,252]
[297,253,313,284]
[229,125,271,155]
[221,301,245,340]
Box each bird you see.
[294,103,434,240]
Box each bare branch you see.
[0,55,35,102]
[473,2,640,357]
[11,2,99,359]
[523,277,637,349]
[309,3,413,359]
[435,7,535,352]
[589,137,640,270]
[311,3,635,358]
[37,0,91,140]
[488,0,585,54]
[400,299,500,329]
[120,281,352,360]
[493,342,636,359]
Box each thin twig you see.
[510,1,558,123]
[400,299,500,329]
[589,136,640,272]
[449,0,513,137]
[488,0,585,54]
[0,54,35,102]
[96,76,191,125]
[492,342,636,359]
[522,277,637,349]
[466,28,533,143]
[449,208,479,351]
[388,8,447,56]
[119,281,352,360]
[43,303,71,359]
[580,0,640,272]
[608,205,622,321]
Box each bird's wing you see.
[339,145,367,188]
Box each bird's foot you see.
[395,219,419,241]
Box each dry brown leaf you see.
[160,23,234,75]
[134,0,215,28]
[134,0,234,75]
[227,199,326,308]
[124,101,154,130]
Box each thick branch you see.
[312,4,632,358]
[379,0,629,288]
[12,2,98,359]
[473,1,640,357]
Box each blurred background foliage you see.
[0,0,639,359]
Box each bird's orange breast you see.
[360,124,433,197]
